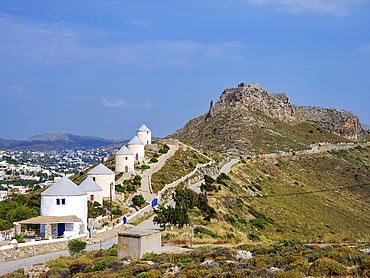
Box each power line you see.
[205,182,370,199]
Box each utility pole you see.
[190,222,193,248]
[110,183,113,221]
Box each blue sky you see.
[1,0,369,140]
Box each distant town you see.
[0,148,113,200]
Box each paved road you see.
[0,150,232,276]
[0,199,178,276]
[0,235,121,276]
[189,158,239,193]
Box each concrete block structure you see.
[118,228,161,259]
[87,164,115,200]
[115,146,134,173]
[127,136,145,163]
[137,124,151,145]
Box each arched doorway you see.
[125,166,128,173]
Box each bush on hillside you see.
[68,239,87,255]
[132,195,146,207]
[308,257,347,277]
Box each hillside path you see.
[189,158,239,194]
[137,144,178,202]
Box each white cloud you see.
[241,0,367,16]
[141,102,153,109]
[101,98,128,107]
[8,85,23,91]
[101,98,153,109]
[0,14,246,68]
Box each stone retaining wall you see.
[0,234,86,263]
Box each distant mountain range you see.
[0,131,126,152]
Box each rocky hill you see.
[170,82,366,155]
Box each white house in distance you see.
[115,146,134,173]
[79,176,103,205]
[40,176,87,237]
[127,136,145,163]
[137,124,151,145]
[87,163,115,200]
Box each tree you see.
[68,239,87,255]
[153,185,216,229]
[153,205,189,229]
[204,175,215,184]
[132,195,145,207]
[6,206,38,223]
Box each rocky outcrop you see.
[292,105,361,140]
[206,83,362,140]
[206,84,297,123]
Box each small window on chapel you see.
[61,199,65,205]
[56,199,60,205]
[125,157,128,160]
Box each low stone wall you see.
[91,223,125,242]
[0,234,86,263]
[158,139,179,146]
[90,205,154,242]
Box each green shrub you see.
[355,257,370,277]
[238,218,248,225]
[94,260,107,271]
[276,270,304,278]
[11,234,24,242]
[115,172,123,181]
[53,262,68,269]
[181,257,193,264]
[194,226,221,239]
[308,257,347,277]
[68,258,91,274]
[115,184,125,193]
[149,158,158,163]
[135,272,156,278]
[142,165,150,170]
[290,259,309,272]
[249,218,267,230]
[132,195,146,207]
[67,239,87,255]
[159,149,168,154]
[112,208,123,215]
[142,252,158,261]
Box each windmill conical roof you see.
[128,136,144,145]
[116,145,134,155]
[79,176,103,192]
[88,163,114,175]
[42,176,86,196]
[137,124,151,132]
